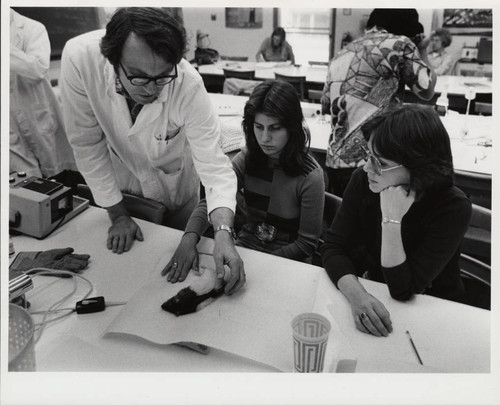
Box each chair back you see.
[223,68,256,80]
[460,254,491,286]
[460,253,490,310]
[312,192,343,267]
[220,56,249,62]
[274,72,306,100]
[75,184,166,225]
[308,61,328,67]
[474,102,492,115]
[323,191,343,228]
[461,203,491,264]
[454,169,491,209]
[222,77,260,96]
[308,89,323,104]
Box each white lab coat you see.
[60,30,236,214]
[10,9,77,178]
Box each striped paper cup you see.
[292,312,331,372]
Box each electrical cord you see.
[24,268,95,343]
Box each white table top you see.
[211,93,493,175]
[199,61,328,84]
[434,75,492,95]
[200,64,492,96]
[10,206,490,374]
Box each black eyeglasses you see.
[119,62,178,86]
[359,144,402,176]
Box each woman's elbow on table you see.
[387,282,424,302]
[388,288,414,302]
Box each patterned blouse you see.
[322,30,433,169]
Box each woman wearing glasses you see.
[321,104,471,337]
[60,8,245,295]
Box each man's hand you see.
[107,215,143,254]
[161,233,199,283]
[213,230,245,295]
[105,199,143,254]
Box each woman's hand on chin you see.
[380,186,416,222]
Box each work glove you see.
[10,247,90,274]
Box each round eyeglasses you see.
[119,62,178,86]
[359,144,402,176]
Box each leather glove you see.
[10,247,90,273]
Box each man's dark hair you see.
[100,7,187,69]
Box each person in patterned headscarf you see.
[321,8,436,197]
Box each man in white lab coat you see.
[60,8,245,295]
[10,8,77,178]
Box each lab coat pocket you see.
[148,126,185,174]
[33,107,59,137]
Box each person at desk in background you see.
[320,105,471,337]
[163,80,325,283]
[321,8,436,197]
[59,7,244,294]
[192,29,219,66]
[428,29,454,76]
[10,8,77,179]
[256,27,295,64]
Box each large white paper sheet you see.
[104,250,343,372]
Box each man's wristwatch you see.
[215,224,237,240]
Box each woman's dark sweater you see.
[320,168,472,302]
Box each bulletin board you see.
[442,8,492,36]
[12,7,105,59]
[225,8,263,28]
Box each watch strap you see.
[215,224,236,240]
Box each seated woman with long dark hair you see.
[320,104,471,337]
[162,80,324,282]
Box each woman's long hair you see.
[242,80,310,176]
[361,104,454,193]
[271,27,286,46]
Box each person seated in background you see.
[59,7,244,295]
[428,28,454,75]
[192,29,219,66]
[320,105,471,337]
[10,8,77,179]
[256,27,295,64]
[162,80,325,283]
[321,8,436,198]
